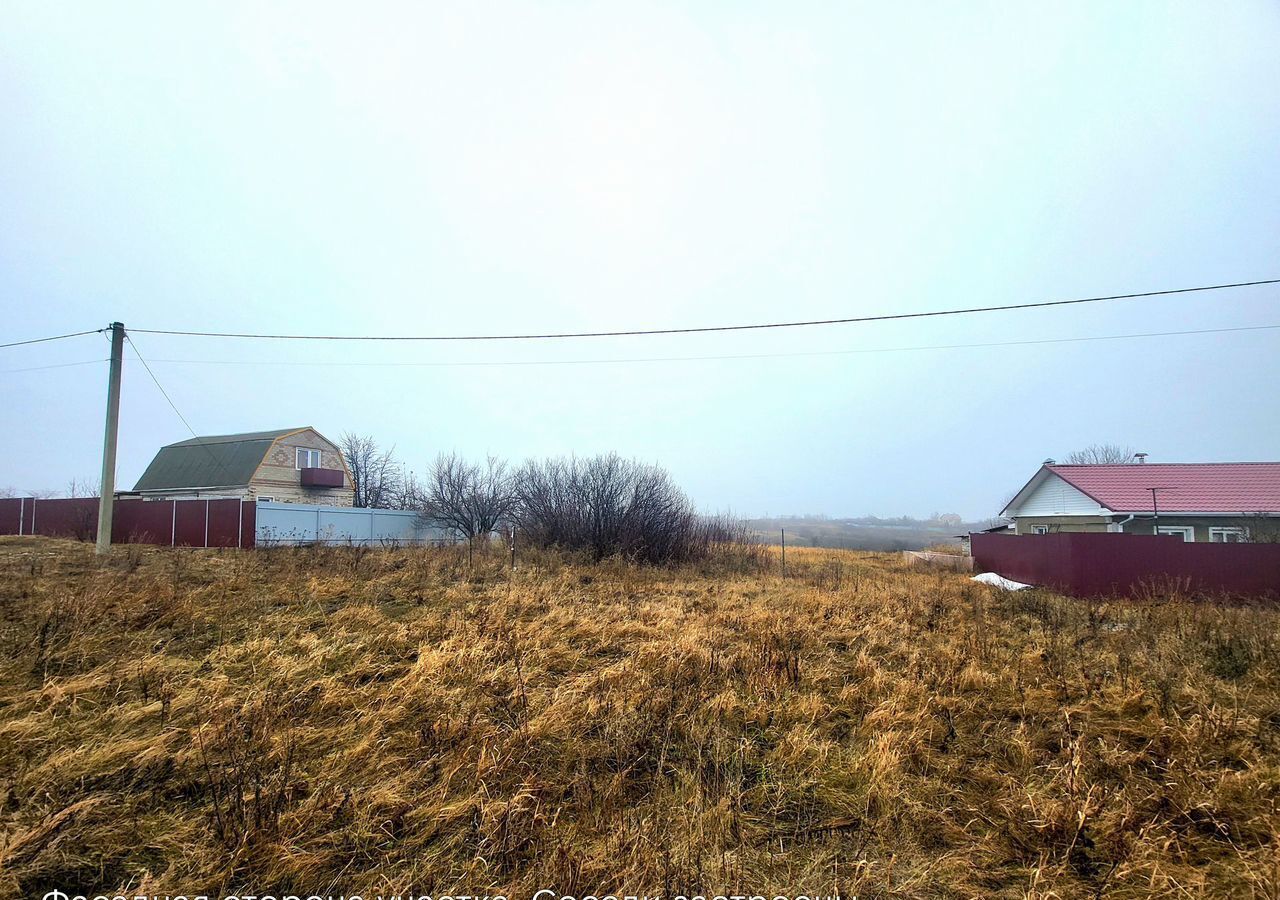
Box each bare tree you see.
[422,452,516,540]
[339,432,402,508]
[65,476,99,498]
[392,468,426,510]
[1063,443,1139,465]
[1240,514,1280,543]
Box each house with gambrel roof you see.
[1001,462,1280,542]
[129,427,354,506]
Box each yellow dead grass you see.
[0,537,1277,898]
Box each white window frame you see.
[295,447,321,469]
[257,496,274,503]
[1156,525,1194,542]
[1209,527,1246,543]
[1032,525,1049,535]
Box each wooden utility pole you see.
[95,322,124,556]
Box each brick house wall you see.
[250,429,355,506]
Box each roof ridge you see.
[165,427,310,448]
[1049,461,1280,467]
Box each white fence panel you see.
[256,502,451,546]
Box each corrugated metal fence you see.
[0,497,452,548]
[255,501,450,545]
[971,531,1280,598]
[0,496,255,547]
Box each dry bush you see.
[514,454,753,565]
[0,537,1279,898]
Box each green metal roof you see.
[167,427,306,447]
[133,428,306,491]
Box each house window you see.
[257,496,274,502]
[1032,525,1049,535]
[1209,527,1246,543]
[1156,526,1194,542]
[296,448,322,469]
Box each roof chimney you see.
[1134,452,1148,464]
[1043,458,1056,465]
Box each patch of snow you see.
[972,572,1033,591]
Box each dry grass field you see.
[1,536,1278,899]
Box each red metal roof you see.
[1047,463,1280,513]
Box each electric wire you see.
[0,328,106,349]
[5,322,1277,374]
[125,335,204,442]
[124,334,239,486]
[0,359,108,374]
[4,278,1278,351]
[139,322,1280,369]
[126,278,1280,342]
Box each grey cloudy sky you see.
[2,2,1278,519]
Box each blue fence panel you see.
[256,502,451,545]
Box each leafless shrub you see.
[1240,513,1280,543]
[513,454,749,564]
[65,477,99,499]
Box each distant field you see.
[746,516,980,551]
[1,536,1277,897]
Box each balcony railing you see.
[300,467,345,488]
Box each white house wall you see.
[1013,473,1109,517]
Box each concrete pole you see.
[95,322,125,555]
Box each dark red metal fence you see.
[0,497,255,548]
[971,532,1280,598]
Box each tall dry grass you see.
[0,536,1278,898]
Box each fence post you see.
[510,525,516,570]
[781,527,786,577]
[18,497,24,536]
[204,499,210,548]
[316,506,321,546]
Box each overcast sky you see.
[2,2,1278,519]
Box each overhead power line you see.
[126,322,1279,368]
[5,322,1277,374]
[124,335,202,440]
[0,358,108,374]
[127,278,1280,342]
[125,334,241,485]
[3,279,1277,351]
[0,328,106,349]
